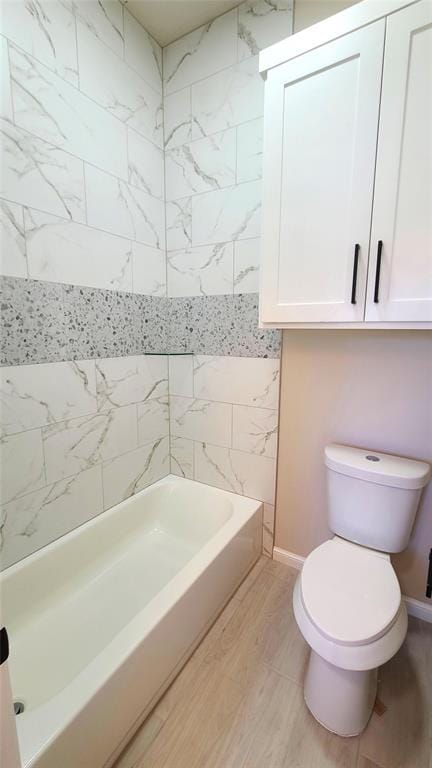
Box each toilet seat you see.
[293,577,407,672]
[300,538,401,646]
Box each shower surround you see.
[0,0,293,569]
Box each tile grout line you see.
[8,37,164,160]
[4,433,170,512]
[164,49,260,101]
[0,388,168,440]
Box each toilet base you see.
[304,650,377,737]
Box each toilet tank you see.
[324,444,431,553]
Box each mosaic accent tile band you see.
[0,277,281,365]
[0,277,168,366]
[168,294,281,357]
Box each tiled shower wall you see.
[0,0,168,569]
[0,0,292,569]
[163,3,293,556]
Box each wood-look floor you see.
[114,557,432,768]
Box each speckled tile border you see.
[1,277,281,365]
[167,294,281,358]
[0,277,169,366]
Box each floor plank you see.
[359,616,432,768]
[114,560,432,768]
[356,757,383,768]
[211,665,359,768]
[114,714,165,768]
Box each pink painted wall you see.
[275,330,432,603]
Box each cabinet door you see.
[260,21,385,323]
[366,1,432,322]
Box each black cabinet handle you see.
[427,548,432,599]
[351,244,360,304]
[0,627,9,665]
[374,240,383,303]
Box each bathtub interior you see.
[2,477,238,713]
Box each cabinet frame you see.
[258,0,432,330]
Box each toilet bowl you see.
[293,537,408,736]
[293,444,430,737]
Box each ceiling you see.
[123,0,243,47]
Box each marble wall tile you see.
[170,436,194,479]
[170,395,232,448]
[1,0,78,85]
[124,9,162,93]
[168,355,194,397]
[0,465,104,569]
[194,441,276,504]
[10,45,128,179]
[96,354,168,412]
[191,181,261,246]
[68,0,124,57]
[163,10,237,95]
[102,436,169,509]
[0,359,97,436]
[0,276,67,366]
[164,88,191,150]
[165,128,236,200]
[63,285,141,360]
[232,404,278,457]
[194,355,280,408]
[1,37,13,121]
[237,119,263,183]
[85,164,165,250]
[1,119,85,223]
[191,56,264,139]
[0,0,288,568]
[237,0,293,61]
[167,242,234,297]
[0,429,45,504]
[165,197,192,251]
[0,201,27,279]
[128,129,164,200]
[25,208,133,292]
[42,404,138,484]
[77,23,163,148]
[132,243,166,297]
[162,2,285,537]
[262,502,274,556]
[234,238,260,293]
[137,397,169,445]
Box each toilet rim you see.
[293,577,407,672]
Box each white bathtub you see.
[1,475,262,768]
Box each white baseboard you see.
[273,546,305,570]
[403,596,432,623]
[272,546,432,623]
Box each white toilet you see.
[293,443,431,738]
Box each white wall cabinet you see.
[259,0,432,328]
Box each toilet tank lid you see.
[324,444,431,490]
